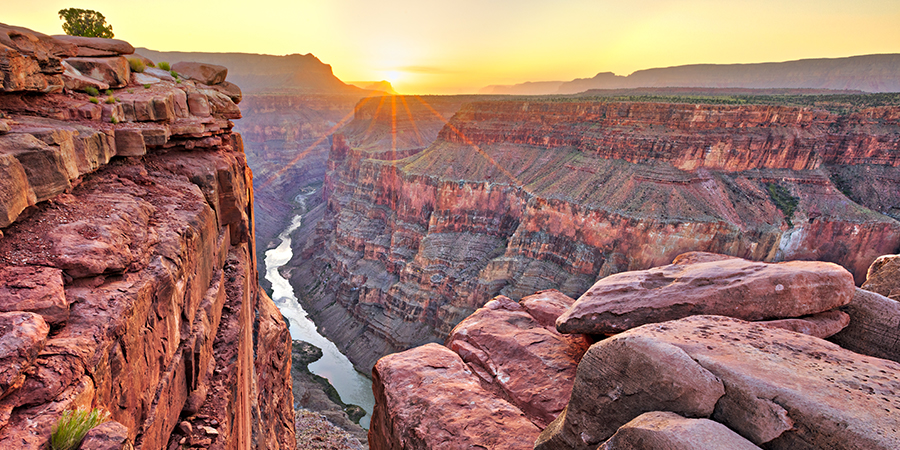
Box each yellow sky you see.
[5,0,900,94]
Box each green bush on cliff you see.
[84,86,99,96]
[128,57,145,73]
[766,183,799,227]
[50,407,110,450]
[157,61,171,71]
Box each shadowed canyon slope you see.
[289,95,900,372]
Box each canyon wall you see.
[0,24,294,449]
[291,96,900,373]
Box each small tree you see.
[58,8,114,38]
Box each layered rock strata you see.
[295,96,900,372]
[0,25,294,449]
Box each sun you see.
[383,70,401,83]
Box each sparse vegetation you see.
[50,407,110,450]
[104,89,112,96]
[766,183,799,227]
[128,57,145,73]
[58,8,113,38]
[89,97,99,104]
[84,86,99,96]
[143,83,151,89]
[111,117,119,124]
[157,61,171,71]
[169,70,178,78]
[105,96,116,104]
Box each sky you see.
[5,0,900,94]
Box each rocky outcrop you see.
[369,290,588,449]
[597,411,762,450]
[861,253,900,300]
[0,26,294,450]
[556,256,854,335]
[294,96,900,373]
[536,315,900,450]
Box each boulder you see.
[597,411,762,450]
[445,295,590,427]
[131,72,160,86]
[114,128,145,156]
[78,421,129,450]
[756,309,849,339]
[0,23,76,93]
[51,35,134,57]
[61,60,110,92]
[862,254,900,301]
[0,312,49,400]
[829,287,900,363]
[536,315,900,450]
[209,81,241,104]
[370,343,540,450]
[557,256,855,335]
[0,266,68,325]
[0,133,72,202]
[519,289,579,327]
[172,62,227,85]
[64,56,130,88]
[0,120,8,134]
[143,67,175,82]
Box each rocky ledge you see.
[371,252,900,449]
[0,23,293,449]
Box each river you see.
[264,193,376,429]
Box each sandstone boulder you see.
[519,289,579,327]
[0,266,68,325]
[61,60,110,92]
[51,35,134,57]
[143,67,175,82]
[78,421,129,450]
[757,309,849,338]
[862,254,900,301]
[0,133,72,202]
[172,62,227,85]
[64,56,130,88]
[597,411,762,450]
[210,81,242,104]
[557,257,855,335]
[131,72,160,86]
[830,287,900,363]
[445,294,590,427]
[0,312,49,400]
[536,315,900,450]
[370,343,540,450]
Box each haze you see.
[6,0,900,94]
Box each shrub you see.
[142,84,151,89]
[89,97,99,104]
[50,408,110,450]
[157,61,171,71]
[105,96,116,104]
[84,86,99,96]
[128,57,145,73]
[111,117,119,124]
[104,89,112,96]
[169,70,178,78]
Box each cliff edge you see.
[0,23,295,449]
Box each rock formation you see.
[371,253,900,450]
[0,24,294,449]
[292,93,900,373]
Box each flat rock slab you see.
[598,411,762,450]
[52,35,134,57]
[370,343,540,450]
[537,315,900,450]
[830,287,900,363]
[557,257,854,335]
[172,62,227,85]
[757,309,849,339]
[0,312,49,400]
[862,254,900,301]
[0,265,68,324]
[446,294,590,427]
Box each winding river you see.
[264,193,376,429]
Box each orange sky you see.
[6,0,900,94]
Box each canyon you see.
[288,92,900,374]
[0,23,294,449]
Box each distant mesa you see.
[135,48,366,95]
[347,80,397,95]
[480,54,900,95]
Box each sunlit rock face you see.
[292,96,900,373]
[0,25,295,450]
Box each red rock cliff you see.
[0,24,294,449]
[291,95,900,373]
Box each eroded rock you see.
[597,411,762,450]
[557,257,855,335]
[52,35,134,57]
[862,254,900,301]
[370,343,540,450]
[537,315,900,450]
[0,266,68,324]
[757,309,850,339]
[830,287,900,363]
[64,56,129,88]
[0,312,49,400]
[172,62,227,85]
[77,420,128,450]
